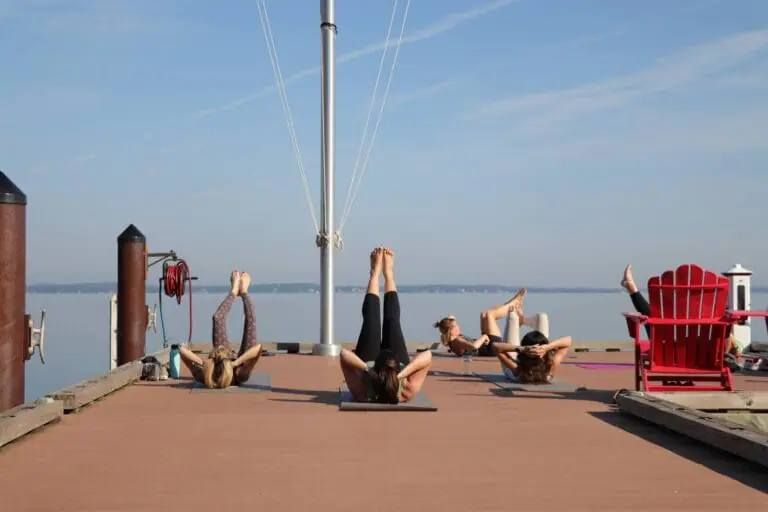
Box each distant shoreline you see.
[26,283,768,294]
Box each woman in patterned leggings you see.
[179,271,263,388]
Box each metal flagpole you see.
[313,0,340,356]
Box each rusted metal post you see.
[117,224,147,365]
[0,172,26,412]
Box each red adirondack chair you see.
[624,264,767,392]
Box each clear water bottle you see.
[462,352,473,375]
[169,344,182,379]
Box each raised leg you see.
[239,292,258,355]
[622,264,651,337]
[383,291,410,366]
[523,312,550,338]
[496,311,521,370]
[479,288,526,338]
[354,248,384,362]
[212,294,236,347]
[503,310,521,345]
[381,248,409,366]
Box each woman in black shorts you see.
[433,288,527,356]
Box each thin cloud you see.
[390,79,458,107]
[194,0,516,118]
[2,1,197,36]
[470,28,768,124]
[193,86,275,117]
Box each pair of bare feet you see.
[621,264,639,294]
[229,270,252,296]
[505,287,527,319]
[369,247,396,280]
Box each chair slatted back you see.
[647,264,729,371]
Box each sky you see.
[1,0,767,287]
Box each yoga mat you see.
[574,363,633,370]
[190,373,271,393]
[476,373,583,393]
[339,385,437,411]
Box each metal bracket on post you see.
[25,311,46,364]
[147,250,178,269]
[146,304,157,333]
[109,294,118,370]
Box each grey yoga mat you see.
[189,373,271,393]
[475,373,583,393]
[338,385,437,411]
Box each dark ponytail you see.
[371,349,400,404]
[517,330,554,384]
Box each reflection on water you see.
[24,291,768,401]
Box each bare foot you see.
[370,247,384,276]
[230,271,241,296]
[621,264,638,294]
[515,304,525,324]
[383,247,395,280]
[239,272,252,295]
[506,288,527,310]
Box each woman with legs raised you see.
[178,270,263,388]
[340,248,432,403]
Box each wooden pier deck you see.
[1,351,767,511]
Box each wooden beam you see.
[648,391,768,410]
[48,361,142,412]
[0,399,63,448]
[47,348,169,413]
[616,391,768,468]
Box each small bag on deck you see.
[140,356,168,381]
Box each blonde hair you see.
[203,345,235,389]
[433,315,457,346]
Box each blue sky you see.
[2,0,767,286]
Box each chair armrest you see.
[728,310,768,320]
[624,313,647,341]
[623,312,648,324]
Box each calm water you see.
[24,291,768,401]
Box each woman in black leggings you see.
[340,247,432,403]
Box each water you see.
[24,291,768,401]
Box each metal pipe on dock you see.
[116,225,147,365]
[313,0,340,356]
[0,172,27,412]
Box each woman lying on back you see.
[178,271,263,388]
[340,248,432,403]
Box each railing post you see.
[117,225,147,365]
[0,172,27,412]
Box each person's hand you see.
[522,345,548,358]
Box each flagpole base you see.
[312,343,342,356]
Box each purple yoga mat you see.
[573,363,633,370]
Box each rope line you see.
[339,0,411,232]
[257,0,320,234]
[339,0,399,230]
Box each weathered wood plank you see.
[648,391,768,410]
[48,361,143,412]
[616,391,768,468]
[0,399,63,448]
[47,348,170,412]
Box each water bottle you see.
[462,352,473,376]
[169,344,182,379]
